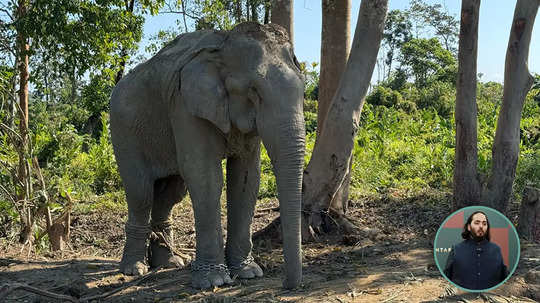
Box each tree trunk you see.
[517,186,540,243]
[235,0,243,23]
[114,0,135,84]
[271,0,293,44]
[319,0,351,134]
[302,0,388,240]
[264,1,270,24]
[453,0,481,211]
[250,0,259,21]
[16,0,31,245]
[482,0,538,213]
[318,0,352,215]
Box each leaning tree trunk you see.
[318,0,352,218]
[302,0,388,240]
[271,0,293,44]
[453,0,482,211]
[482,0,539,213]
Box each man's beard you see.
[471,229,487,241]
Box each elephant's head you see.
[178,22,305,289]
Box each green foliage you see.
[192,0,270,30]
[351,104,454,197]
[301,62,319,101]
[88,113,122,194]
[304,111,318,134]
[81,74,115,116]
[408,0,459,53]
[400,38,457,88]
[258,144,276,198]
[24,0,144,75]
[407,80,455,118]
[383,9,412,75]
[27,100,121,202]
[367,86,404,108]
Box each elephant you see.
[109,22,306,289]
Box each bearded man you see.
[443,211,509,290]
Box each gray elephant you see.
[109,22,305,289]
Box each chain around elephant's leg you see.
[191,260,233,289]
[120,222,151,275]
[225,148,264,279]
[227,254,263,279]
[148,220,189,268]
[149,175,188,268]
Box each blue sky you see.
[143,0,539,84]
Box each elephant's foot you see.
[228,255,263,279]
[148,221,189,269]
[120,257,149,276]
[120,222,150,276]
[191,262,234,289]
[148,240,189,268]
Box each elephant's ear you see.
[178,32,230,134]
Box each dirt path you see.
[1,195,538,302]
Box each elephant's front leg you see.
[182,156,233,289]
[225,141,264,279]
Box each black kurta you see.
[444,239,508,290]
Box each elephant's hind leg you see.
[149,175,188,269]
[120,173,154,276]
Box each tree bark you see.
[250,0,259,21]
[318,0,351,134]
[302,0,388,240]
[517,186,540,243]
[271,0,293,44]
[318,0,352,216]
[264,1,270,24]
[482,0,538,213]
[453,0,481,211]
[16,0,31,244]
[235,0,243,23]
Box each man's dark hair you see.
[461,210,491,241]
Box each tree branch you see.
[0,283,78,302]
[158,10,200,21]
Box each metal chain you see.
[228,255,254,270]
[191,261,230,275]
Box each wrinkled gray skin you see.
[110,22,305,289]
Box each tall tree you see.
[114,0,136,84]
[409,0,459,53]
[482,0,539,212]
[453,0,481,210]
[318,0,351,133]
[0,0,146,245]
[382,9,412,79]
[271,0,293,43]
[399,38,455,88]
[317,0,351,221]
[15,0,31,244]
[301,0,388,239]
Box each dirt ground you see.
[1,191,539,302]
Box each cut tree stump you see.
[517,186,540,243]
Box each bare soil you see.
[1,190,539,302]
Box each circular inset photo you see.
[434,206,520,292]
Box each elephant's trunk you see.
[261,117,305,289]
